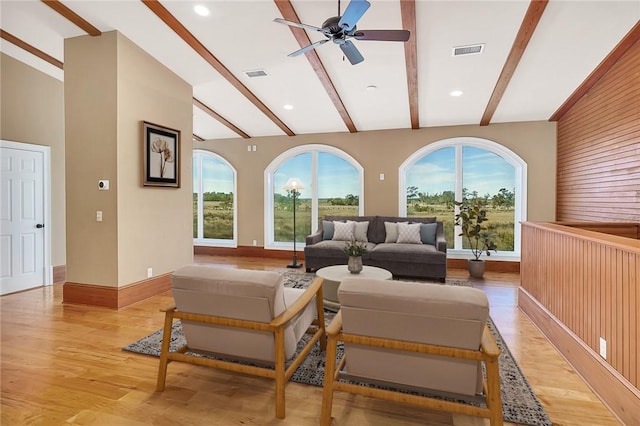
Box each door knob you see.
[36,224,45,229]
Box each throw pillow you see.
[348,220,369,242]
[322,220,335,240]
[384,221,408,243]
[332,221,355,241]
[419,222,438,245]
[397,222,422,244]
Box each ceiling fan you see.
[274,0,410,65]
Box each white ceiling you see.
[1,0,638,140]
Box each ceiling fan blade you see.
[273,18,328,35]
[354,29,410,42]
[340,40,364,65]
[288,39,329,57]
[338,0,371,32]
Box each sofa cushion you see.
[322,220,335,240]
[419,222,437,245]
[349,221,369,242]
[305,239,375,259]
[384,221,409,243]
[333,221,355,241]
[396,222,422,244]
[370,243,446,264]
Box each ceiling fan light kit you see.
[274,0,410,65]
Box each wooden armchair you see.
[320,277,502,425]
[156,266,325,419]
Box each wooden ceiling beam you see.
[0,30,63,69]
[193,98,251,139]
[400,0,419,129]
[480,0,548,126]
[274,0,357,133]
[142,0,294,137]
[550,20,640,122]
[192,134,205,142]
[41,0,101,36]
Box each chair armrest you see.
[326,311,343,336]
[306,231,322,245]
[271,277,324,327]
[480,324,500,358]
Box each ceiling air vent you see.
[452,44,484,57]
[244,69,268,78]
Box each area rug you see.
[124,271,552,426]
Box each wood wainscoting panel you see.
[518,287,640,425]
[520,222,640,424]
[63,273,172,309]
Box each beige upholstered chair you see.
[321,277,502,425]
[156,265,325,419]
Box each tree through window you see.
[401,138,526,257]
[265,145,363,250]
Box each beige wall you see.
[196,120,557,247]
[0,53,66,268]
[116,32,193,285]
[64,31,192,287]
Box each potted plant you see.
[343,238,368,274]
[454,199,498,278]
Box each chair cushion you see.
[338,278,489,395]
[171,266,316,362]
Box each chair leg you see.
[485,356,503,426]
[321,333,338,426]
[316,287,327,351]
[156,310,175,391]
[274,328,286,419]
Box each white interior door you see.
[1,141,49,295]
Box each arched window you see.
[193,150,237,247]
[400,138,527,259]
[264,145,364,250]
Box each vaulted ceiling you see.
[1,0,639,141]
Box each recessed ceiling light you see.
[193,5,210,16]
[366,85,377,91]
[450,90,464,97]
[283,104,294,110]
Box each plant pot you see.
[468,259,485,278]
[347,256,363,274]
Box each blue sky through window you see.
[193,156,234,193]
[274,152,359,198]
[407,146,514,197]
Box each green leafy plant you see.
[454,199,498,261]
[343,238,368,257]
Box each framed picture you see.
[143,121,180,187]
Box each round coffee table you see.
[316,265,393,312]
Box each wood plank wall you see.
[520,222,640,422]
[556,38,640,222]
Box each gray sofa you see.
[304,215,447,281]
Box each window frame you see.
[264,144,364,250]
[399,137,527,260]
[192,149,238,248]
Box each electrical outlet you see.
[96,211,102,222]
[379,173,385,180]
[147,267,153,278]
[252,239,257,246]
[599,337,607,359]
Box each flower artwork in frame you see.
[143,121,180,187]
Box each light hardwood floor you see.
[1,255,622,425]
